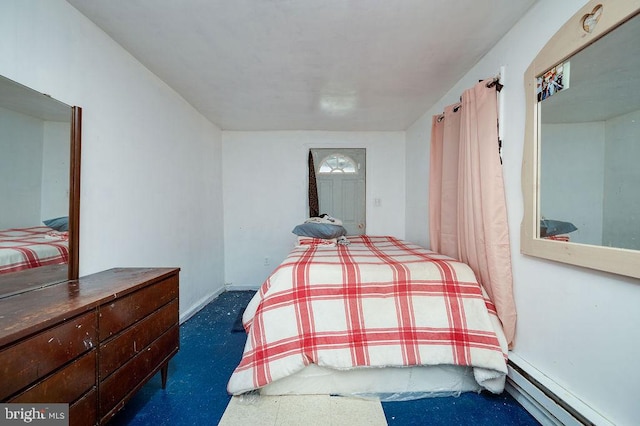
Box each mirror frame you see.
[68,106,82,280]
[521,0,640,279]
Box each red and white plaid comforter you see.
[0,226,69,274]
[228,236,508,395]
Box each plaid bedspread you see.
[0,226,69,274]
[228,236,508,395]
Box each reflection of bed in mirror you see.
[539,219,577,241]
[0,225,69,275]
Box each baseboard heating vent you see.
[505,356,613,426]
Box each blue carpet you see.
[109,291,540,425]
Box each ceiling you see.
[67,0,536,131]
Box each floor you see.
[219,394,387,425]
[109,291,540,425]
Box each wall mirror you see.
[521,0,640,279]
[0,75,81,297]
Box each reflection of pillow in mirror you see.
[540,219,577,237]
[292,223,347,239]
[43,216,69,232]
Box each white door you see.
[312,148,366,235]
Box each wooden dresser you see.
[0,267,180,425]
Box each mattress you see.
[260,363,482,401]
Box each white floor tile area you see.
[219,394,388,426]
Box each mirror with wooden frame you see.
[521,0,640,279]
[0,75,81,297]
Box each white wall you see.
[0,106,43,228]
[405,1,640,424]
[541,122,605,245]
[41,121,71,222]
[223,131,405,288]
[0,0,226,318]
[603,108,640,249]
[0,107,71,228]
[405,115,430,248]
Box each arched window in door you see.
[318,153,358,174]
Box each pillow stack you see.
[292,214,347,246]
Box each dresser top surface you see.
[0,267,179,347]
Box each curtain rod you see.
[485,76,504,92]
[436,75,504,121]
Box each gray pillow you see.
[540,219,577,237]
[43,216,69,232]
[292,223,347,239]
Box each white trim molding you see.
[506,353,614,426]
[179,287,226,324]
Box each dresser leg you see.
[161,363,168,389]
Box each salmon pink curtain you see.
[429,79,516,346]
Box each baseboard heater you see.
[505,355,613,426]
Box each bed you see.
[0,226,69,274]
[227,235,508,400]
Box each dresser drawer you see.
[70,388,97,426]
[10,350,96,404]
[99,326,179,419]
[98,275,178,341]
[99,299,178,379]
[0,311,97,400]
